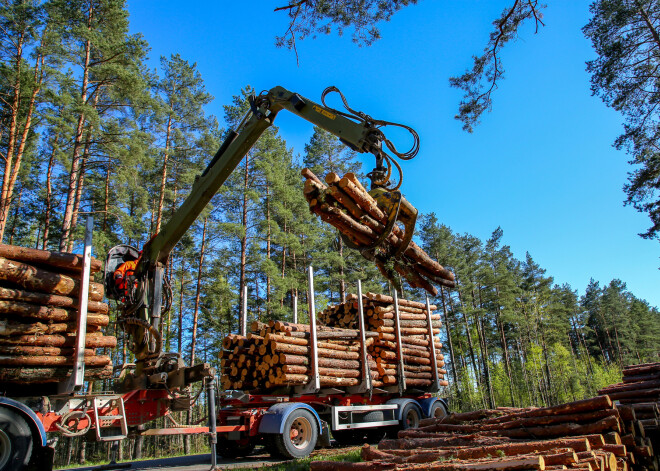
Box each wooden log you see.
[378,437,592,453]
[311,461,397,471]
[0,333,115,348]
[0,320,103,336]
[365,292,437,310]
[0,301,109,326]
[0,244,103,273]
[301,168,325,187]
[0,364,113,383]
[0,287,108,313]
[0,345,94,356]
[0,257,104,301]
[277,353,360,369]
[0,354,111,367]
[484,396,614,424]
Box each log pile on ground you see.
[312,395,659,471]
[598,362,660,464]
[220,293,446,392]
[0,244,115,385]
[301,168,454,295]
[598,363,660,405]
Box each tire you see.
[400,403,421,430]
[263,435,281,458]
[216,436,255,458]
[428,401,448,419]
[273,409,318,459]
[0,407,33,471]
[364,427,386,443]
[332,429,363,446]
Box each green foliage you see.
[584,0,660,240]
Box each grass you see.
[233,447,362,471]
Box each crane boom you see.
[105,85,418,361]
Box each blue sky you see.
[126,0,660,308]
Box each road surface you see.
[56,450,284,471]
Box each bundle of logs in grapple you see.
[312,395,659,471]
[220,293,447,392]
[301,168,454,296]
[0,244,116,385]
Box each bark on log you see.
[0,364,113,383]
[0,333,115,348]
[0,301,109,326]
[0,354,111,367]
[0,345,94,356]
[0,287,108,313]
[0,257,104,301]
[378,437,591,453]
[0,244,103,272]
[277,353,361,369]
[484,396,614,424]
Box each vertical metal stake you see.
[240,285,248,336]
[293,294,298,324]
[393,289,406,395]
[60,216,93,394]
[302,266,320,393]
[357,280,372,394]
[426,296,441,391]
[207,376,219,470]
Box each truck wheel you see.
[364,428,386,443]
[0,407,33,471]
[274,409,318,459]
[332,429,362,446]
[429,401,448,419]
[216,436,255,458]
[400,403,421,430]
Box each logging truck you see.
[0,86,447,470]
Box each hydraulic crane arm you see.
[106,85,419,360]
[140,86,383,271]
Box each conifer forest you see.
[1,0,660,466]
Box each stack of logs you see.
[0,244,115,386]
[598,363,660,405]
[301,168,454,295]
[312,395,659,471]
[220,293,447,392]
[220,321,379,391]
[319,292,447,389]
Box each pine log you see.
[0,364,113,383]
[0,320,104,336]
[378,437,591,453]
[484,396,614,424]
[0,333,115,348]
[365,292,437,310]
[0,257,104,301]
[0,345,94,356]
[0,287,108,313]
[277,353,361,369]
[0,354,111,367]
[0,244,103,273]
[311,461,397,471]
[0,301,109,326]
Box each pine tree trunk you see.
[178,259,186,353]
[67,130,91,252]
[439,287,460,393]
[0,50,44,242]
[239,155,249,330]
[155,112,174,234]
[190,217,206,365]
[41,136,58,250]
[60,5,93,251]
[7,188,22,245]
[0,28,24,242]
[338,235,346,303]
[102,164,110,232]
[266,186,271,316]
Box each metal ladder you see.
[92,395,128,441]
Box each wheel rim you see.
[405,408,420,428]
[289,416,312,450]
[0,428,11,469]
[433,405,445,418]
